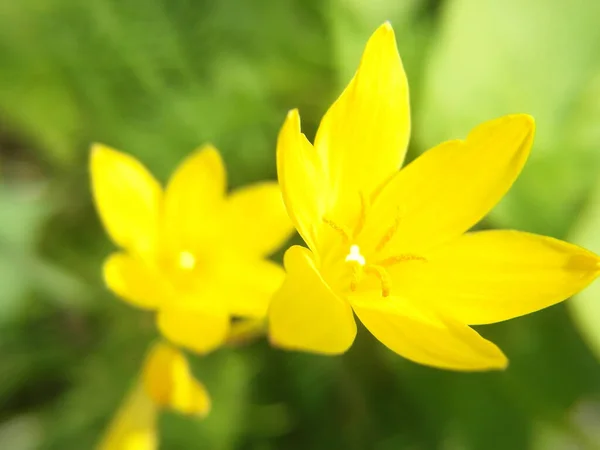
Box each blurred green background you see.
[2,0,600,448]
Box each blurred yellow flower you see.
[91,144,292,354]
[269,22,600,370]
[97,341,209,450]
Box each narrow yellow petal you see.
[142,341,211,417]
[213,258,286,318]
[276,110,328,252]
[224,181,293,256]
[314,22,410,201]
[157,306,229,355]
[163,145,226,254]
[90,144,162,258]
[103,253,170,310]
[96,382,158,450]
[268,245,356,354]
[366,115,534,255]
[350,293,507,371]
[391,230,600,325]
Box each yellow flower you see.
[269,22,600,370]
[91,144,292,354]
[97,341,210,450]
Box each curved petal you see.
[276,110,329,253]
[163,145,227,253]
[350,293,507,371]
[97,382,158,450]
[391,230,600,325]
[225,181,293,256]
[268,245,356,354]
[157,306,229,355]
[103,253,169,310]
[90,144,162,259]
[365,115,534,256]
[214,258,286,318]
[314,22,410,201]
[143,341,211,417]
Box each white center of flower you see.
[345,244,366,266]
[178,251,196,270]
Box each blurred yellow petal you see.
[350,294,507,371]
[366,115,534,255]
[143,341,211,416]
[277,110,328,252]
[225,181,293,256]
[163,145,226,253]
[268,245,356,354]
[90,144,162,258]
[215,258,286,318]
[96,382,158,450]
[314,22,410,201]
[103,253,169,310]
[157,306,229,354]
[392,230,600,325]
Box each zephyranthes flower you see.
[269,22,600,370]
[91,144,292,353]
[97,341,209,450]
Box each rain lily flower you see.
[91,144,292,354]
[269,22,600,370]
[97,341,209,450]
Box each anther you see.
[353,192,370,238]
[377,254,427,267]
[350,263,362,292]
[323,217,351,243]
[364,264,391,297]
[375,206,402,252]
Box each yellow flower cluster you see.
[91,23,600,449]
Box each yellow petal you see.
[96,382,158,450]
[163,145,226,253]
[268,245,356,354]
[157,306,229,354]
[90,144,162,258]
[314,22,410,202]
[103,253,169,310]
[276,110,329,253]
[350,293,507,371]
[142,341,211,416]
[366,115,534,256]
[214,258,286,318]
[225,181,293,256]
[391,230,600,325]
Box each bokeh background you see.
[2,0,600,448]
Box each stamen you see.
[353,192,370,238]
[375,206,402,252]
[349,263,363,292]
[377,254,427,267]
[364,264,391,297]
[323,217,351,243]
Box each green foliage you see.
[1,0,600,449]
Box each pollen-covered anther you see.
[353,192,370,237]
[375,207,402,252]
[323,217,351,243]
[364,264,391,297]
[377,254,427,267]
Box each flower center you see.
[178,250,197,270]
[323,193,426,297]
